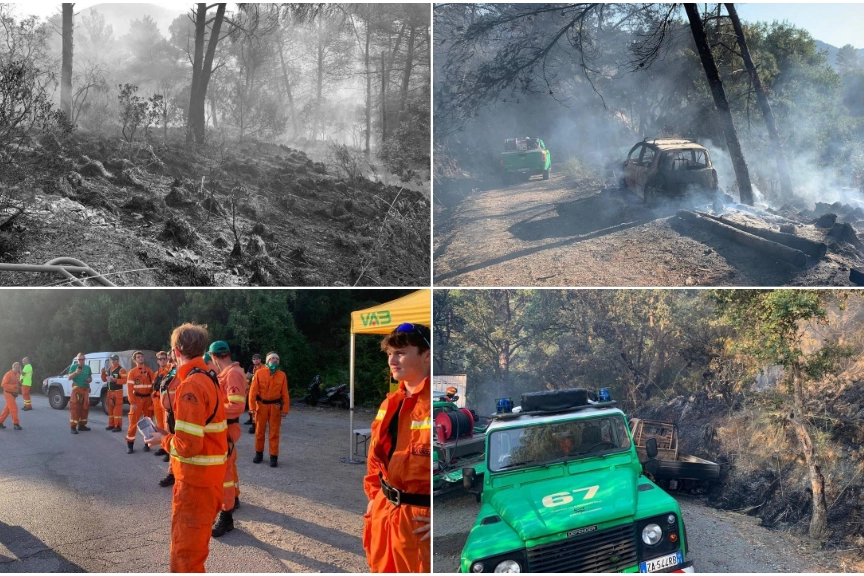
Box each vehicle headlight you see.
[471,562,485,573]
[641,523,663,545]
[494,560,521,573]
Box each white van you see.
[42,350,158,413]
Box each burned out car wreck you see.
[621,138,721,203]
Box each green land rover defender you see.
[459,388,694,573]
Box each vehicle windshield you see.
[489,415,631,472]
[661,149,710,171]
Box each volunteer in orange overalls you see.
[68,354,93,433]
[363,323,431,573]
[208,340,247,537]
[0,362,23,430]
[126,350,156,454]
[101,354,127,431]
[152,351,172,457]
[248,351,289,467]
[145,323,227,573]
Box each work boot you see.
[13,424,22,430]
[233,496,240,511]
[127,442,134,454]
[269,455,278,468]
[0,423,6,429]
[105,425,114,431]
[71,427,78,434]
[143,443,150,452]
[244,416,253,425]
[163,453,170,462]
[159,473,175,487]
[248,424,255,434]
[211,510,234,537]
[252,451,263,464]
[154,448,167,456]
[78,424,91,432]
[112,426,123,432]
[22,406,31,411]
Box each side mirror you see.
[646,437,658,459]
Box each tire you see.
[334,396,349,410]
[543,167,550,180]
[49,386,68,410]
[101,390,109,415]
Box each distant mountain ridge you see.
[79,3,185,38]
[814,39,864,70]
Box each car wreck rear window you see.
[662,149,710,171]
[489,415,631,472]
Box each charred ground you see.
[0,134,429,286]
[434,167,864,287]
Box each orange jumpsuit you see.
[217,362,247,511]
[126,364,156,445]
[363,377,431,573]
[101,365,127,429]
[248,367,289,456]
[160,357,228,573]
[0,370,21,426]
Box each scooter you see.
[303,375,350,409]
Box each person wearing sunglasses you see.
[67,354,92,434]
[363,322,431,573]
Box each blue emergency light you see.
[598,388,611,402]
[496,397,513,414]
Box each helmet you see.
[446,386,458,396]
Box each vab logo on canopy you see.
[361,311,391,327]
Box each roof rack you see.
[490,400,618,421]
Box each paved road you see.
[0,394,373,572]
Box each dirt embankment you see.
[0,135,429,286]
[634,389,864,569]
[433,170,864,287]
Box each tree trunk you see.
[790,366,828,539]
[400,23,416,113]
[61,3,74,120]
[313,41,324,141]
[278,45,297,139]
[364,20,371,157]
[210,95,218,129]
[187,3,226,144]
[725,3,794,200]
[381,51,387,144]
[684,3,754,205]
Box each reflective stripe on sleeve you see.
[174,420,205,437]
[169,446,227,466]
[227,395,246,403]
[204,420,227,433]
[375,409,386,421]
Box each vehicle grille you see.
[526,523,637,573]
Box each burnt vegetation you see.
[434,4,864,286]
[0,3,430,286]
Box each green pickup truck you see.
[500,137,551,185]
[459,388,694,573]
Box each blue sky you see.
[735,3,863,48]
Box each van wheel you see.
[49,387,68,410]
[101,390,109,415]
[543,167,550,180]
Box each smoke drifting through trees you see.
[435,3,864,207]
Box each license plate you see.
[640,552,682,573]
[517,168,531,172]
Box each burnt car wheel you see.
[644,186,660,206]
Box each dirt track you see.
[433,491,850,573]
[433,172,858,287]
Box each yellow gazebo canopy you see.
[350,290,431,334]
[344,289,430,463]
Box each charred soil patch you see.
[0,135,429,286]
[433,169,864,287]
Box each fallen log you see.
[695,210,827,260]
[676,210,807,268]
